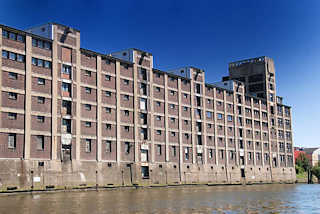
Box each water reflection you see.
[0,184,319,214]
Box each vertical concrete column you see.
[213,88,218,165]
[51,25,58,160]
[24,35,32,160]
[201,79,207,165]
[190,74,196,164]
[96,56,102,161]
[0,28,2,128]
[149,69,155,163]
[259,101,264,167]
[282,106,287,166]
[177,79,183,169]
[115,61,121,163]
[75,32,81,161]
[164,75,169,162]
[133,64,139,163]
[223,91,228,166]
[232,88,239,166]
[251,98,256,166]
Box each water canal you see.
[0,184,319,214]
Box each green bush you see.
[312,162,320,181]
[295,165,305,174]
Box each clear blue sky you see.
[1,0,319,147]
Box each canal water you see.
[0,184,319,214]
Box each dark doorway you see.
[61,144,71,162]
[241,169,245,178]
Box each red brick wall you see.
[2,71,25,90]
[30,135,51,159]
[31,116,51,132]
[1,112,24,129]
[0,133,24,158]
[2,38,25,50]
[2,58,25,70]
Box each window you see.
[2,30,8,38]
[85,87,91,94]
[85,139,91,153]
[183,106,188,111]
[123,79,129,85]
[85,70,91,76]
[170,90,175,96]
[172,146,177,157]
[209,149,213,159]
[207,111,212,118]
[106,124,112,130]
[85,121,91,127]
[124,95,129,101]
[157,145,162,155]
[85,104,91,111]
[9,32,16,40]
[8,134,16,149]
[37,59,44,67]
[32,38,37,47]
[183,93,188,99]
[105,91,111,97]
[37,116,45,123]
[105,107,111,113]
[185,133,190,139]
[8,112,17,120]
[105,75,111,81]
[140,98,147,110]
[37,96,45,104]
[9,52,16,60]
[184,120,189,125]
[156,130,162,135]
[37,135,44,151]
[8,72,17,80]
[2,50,8,59]
[38,40,44,48]
[125,142,130,154]
[170,77,175,81]
[227,115,233,122]
[62,65,71,74]
[156,87,160,92]
[156,115,161,121]
[170,117,175,123]
[185,148,189,160]
[106,140,112,152]
[207,124,212,129]
[8,92,17,100]
[171,132,176,137]
[37,78,45,85]
[124,126,130,132]
[17,54,25,62]
[217,113,223,120]
[217,101,222,106]
[62,83,71,93]
[219,150,224,159]
[170,104,175,109]
[44,42,51,50]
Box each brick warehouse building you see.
[0,22,295,191]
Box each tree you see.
[312,162,320,182]
[296,153,311,172]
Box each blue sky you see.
[1,0,319,147]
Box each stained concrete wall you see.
[0,160,296,192]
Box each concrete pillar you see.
[97,56,102,161]
[133,63,139,163]
[24,35,32,160]
[116,61,121,163]
[190,72,196,164]
[149,69,155,163]
[51,25,58,160]
[223,91,228,166]
[201,76,207,165]
[75,31,81,161]
[213,88,218,165]
[164,75,169,162]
